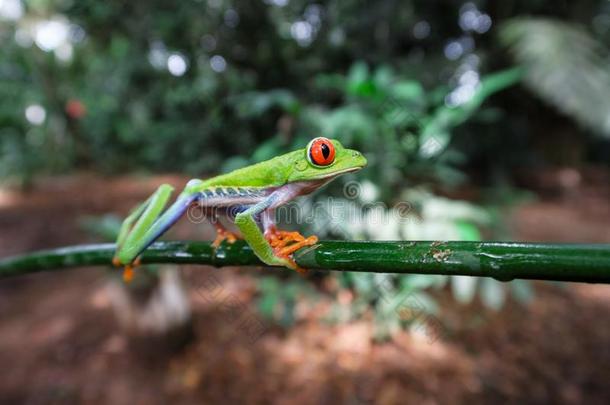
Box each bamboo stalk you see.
[0,240,609,283]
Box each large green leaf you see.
[501,18,610,137]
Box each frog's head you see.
[287,137,367,183]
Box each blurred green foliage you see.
[2,0,609,185]
[501,17,610,137]
[231,64,520,193]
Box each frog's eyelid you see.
[305,138,317,165]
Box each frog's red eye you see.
[308,137,335,166]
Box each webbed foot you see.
[265,227,318,274]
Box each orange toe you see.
[212,233,224,248]
[277,235,318,256]
[283,256,308,276]
[212,229,240,248]
[123,265,134,283]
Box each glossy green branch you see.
[1,241,610,283]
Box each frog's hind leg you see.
[113,183,201,280]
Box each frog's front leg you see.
[209,210,241,248]
[235,197,317,273]
[261,208,317,257]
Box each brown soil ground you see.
[0,173,609,405]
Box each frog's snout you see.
[351,150,367,167]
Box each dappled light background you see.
[1,0,610,403]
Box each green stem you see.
[1,241,609,283]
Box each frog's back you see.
[200,151,297,189]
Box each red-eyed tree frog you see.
[112,137,367,281]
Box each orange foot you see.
[112,256,141,283]
[212,228,241,248]
[265,227,318,274]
